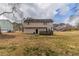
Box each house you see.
[53,23,74,31]
[0,15,13,32]
[22,18,53,34]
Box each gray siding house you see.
[0,20,13,32]
[0,15,13,32]
[22,18,53,34]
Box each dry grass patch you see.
[0,31,79,55]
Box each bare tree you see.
[0,3,24,34]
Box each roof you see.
[0,19,12,24]
[24,18,53,23]
[0,15,14,23]
[0,15,9,19]
[24,27,47,29]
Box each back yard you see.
[0,31,79,56]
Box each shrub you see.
[39,30,53,35]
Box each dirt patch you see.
[0,34,15,39]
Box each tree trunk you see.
[0,27,2,34]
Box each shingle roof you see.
[24,18,53,23]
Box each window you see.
[43,22,47,25]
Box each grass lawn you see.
[0,31,79,56]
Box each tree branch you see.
[0,11,12,15]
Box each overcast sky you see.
[0,3,79,25]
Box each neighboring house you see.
[22,18,53,34]
[0,15,13,32]
[53,23,74,31]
